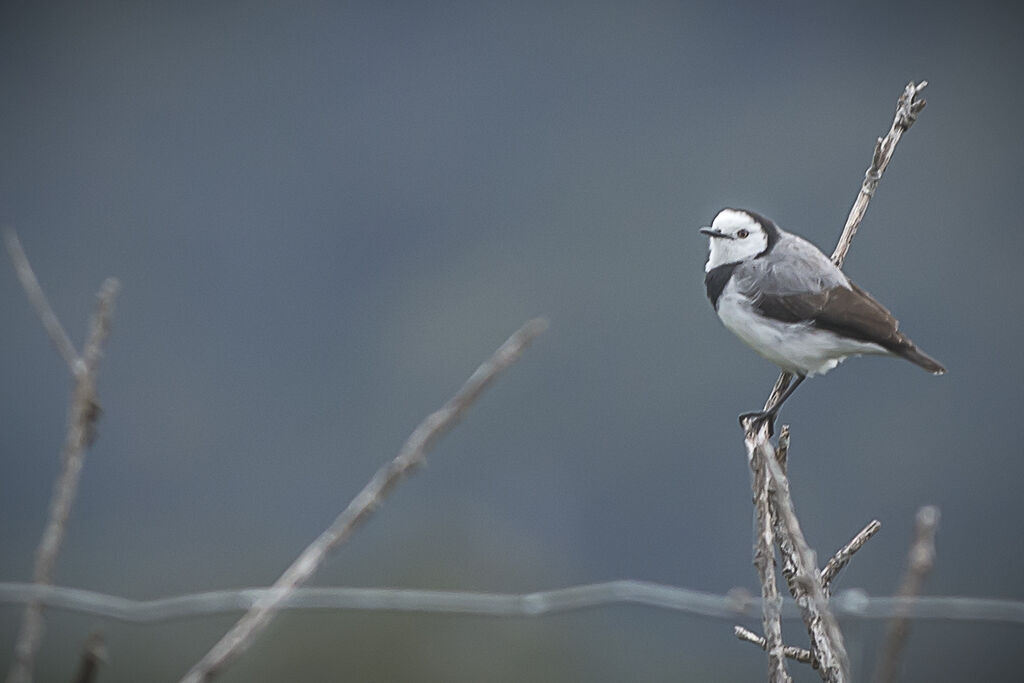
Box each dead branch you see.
[751,439,791,682]
[745,420,850,681]
[873,506,939,683]
[821,520,883,595]
[6,231,119,683]
[832,81,928,269]
[735,626,815,666]
[179,318,548,683]
[741,80,928,681]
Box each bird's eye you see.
[737,229,749,238]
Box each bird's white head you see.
[701,209,773,272]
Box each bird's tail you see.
[897,343,946,375]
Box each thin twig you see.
[873,505,939,683]
[179,318,548,683]
[832,81,928,269]
[821,520,883,595]
[745,421,851,681]
[3,229,82,373]
[735,625,815,666]
[7,278,119,683]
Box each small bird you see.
[701,208,944,429]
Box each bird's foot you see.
[738,410,776,437]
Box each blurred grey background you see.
[2,1,1022,681]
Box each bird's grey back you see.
[733,230,848,298]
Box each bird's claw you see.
[739,410,776,437]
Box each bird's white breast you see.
[715,279,888,376]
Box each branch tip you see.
[4,228,82,371]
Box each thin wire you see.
[1,582,1021,625]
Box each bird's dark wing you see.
[750,282,946,374]
[753,283,905,351]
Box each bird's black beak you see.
[699,227,733,240]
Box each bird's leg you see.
[738,374,806,436]
[765,373,806,415]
